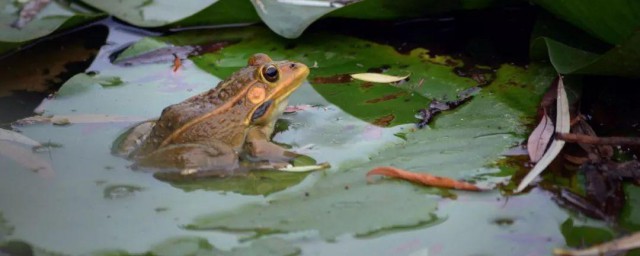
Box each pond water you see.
[0,19,610,256]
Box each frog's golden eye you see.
[261,64,279,83]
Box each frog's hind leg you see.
[134,142,246,179]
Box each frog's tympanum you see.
[115,53,311,178]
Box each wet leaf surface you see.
[0,0,102,51]
[0,140,53,177]
[0,127,40,147]
[80,0,218,27]
[94,236,299,256]
[159,170,311,196]
[530,13,640,78]
[0,23,572,255]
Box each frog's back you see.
[134,66,258,155]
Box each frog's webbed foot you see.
[243,139,300,163]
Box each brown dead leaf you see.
[366,166,482,191]
[516,76,570,193]
[527,110,554,163]
[11,0,51,29]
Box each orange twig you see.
[366,166,482,191]
[172,54,182,72]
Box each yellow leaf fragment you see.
[350,73,410,83]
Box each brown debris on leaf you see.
[113,42,231,66]
[416,86,480,128]
[11,0,51,29]
[172,54,182,72]
[366,166,482,191]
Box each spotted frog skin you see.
[115,53,310,178]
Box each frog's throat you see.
[158,80,258,148]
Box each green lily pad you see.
[91,237,299,256]
[560,218,614,248]
[0,212,13,242]
[188,62,552,239]
[3,20,566,254]
[530,12,640,78]
[160,170,311,196]
[56,73,124,97]
[80,0,217,27]
[531,0,640,45]
[0,0,102,53]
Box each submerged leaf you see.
[17,114,146,125]
[516,77,570,193]
[0,128,41,147]
[350,73,410,83]
[527,111,553,163]
[80,0,217,27]
[0,141,53,177]
[366,166,482,191]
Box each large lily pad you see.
[530,13,640,78]
[80,0,217,27]
[1,24,572,255]
[531,0,640,45]
[188,62,551,238]
[0,0,102,53]
[95,237,299,256]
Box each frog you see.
[114,53,316,179]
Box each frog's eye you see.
[261,64,279,83]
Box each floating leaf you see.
[277,162,330,172]
[530,13,640,78]
[0,0,102,53]
[17,114,146,125]
[0,141,53,177]
[0,128,41,147]
[516,77,570,193]
[11,0,52,29]
[366,166,482,191]
[350,72,410,83]
[554,231,640,256]
[527,110,553,163]
[162,170,312,196]
[79,0,217,27]
[94,236,299,256]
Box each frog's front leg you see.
[243,126,299,165]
